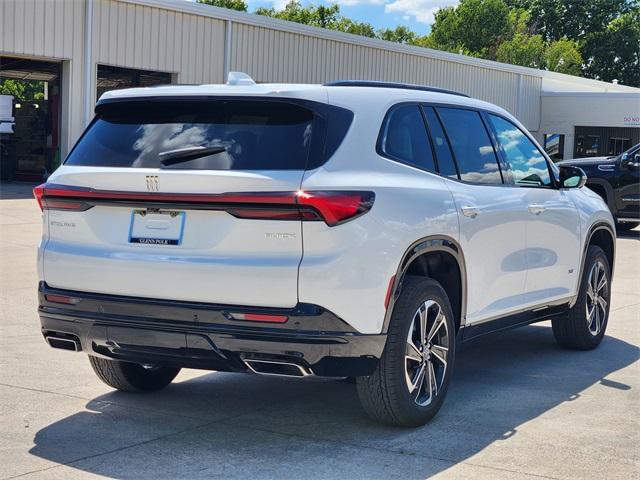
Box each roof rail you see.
[323,80,470,98]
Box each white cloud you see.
[384,0,458,25]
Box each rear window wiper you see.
[159,145,227,166]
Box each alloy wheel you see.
[405,300,449,406]
[585,260,608,336]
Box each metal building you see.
[1,0,638,181]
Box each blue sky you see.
[212,0,460,34]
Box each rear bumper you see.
[38,282,385,377]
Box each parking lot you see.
[0,181,638,480]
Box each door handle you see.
[528,204,545,215]
[461,206,480,218]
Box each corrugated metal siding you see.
[230,23,541,130]
[1,0,83,59]
[91,0,226,84]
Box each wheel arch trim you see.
[382,235,467,333]
[569,221,616,308]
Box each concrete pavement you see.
[1,181,638,479]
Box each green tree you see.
[496,32,546,68]
[582,10,640,85]
[197,0,247,12]
[0,79,45,100]
[545,38,583,75]
[378,26,416,44]
[334,18,376,38]
[256,1,340,28]
[430,0,512,58]
[504,0,634,41]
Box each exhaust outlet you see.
[243,358,312,378]
[45,334,81,352]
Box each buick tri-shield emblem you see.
[145,175,159,192]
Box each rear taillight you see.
[33,184,92,212]
[33,183,45,211]
[296,191,375,226]
[32,183,375,226]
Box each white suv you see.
[36,75,615,427]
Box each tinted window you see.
[380,105,436,172]
[436,108,502,185]
[423,107,458,179]
[489,114,551,187]
[66,100,319,170]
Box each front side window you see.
[436,107,502,185]
[380,104,436,172]
[489,115,552,187]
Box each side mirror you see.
[623,153,640,169]
[559,165,587,189]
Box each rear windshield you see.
[66,99,351,170]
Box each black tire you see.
[88,356,180,392]
[616,222,639,231]
[356,276,456,427]
[552,245,611,350]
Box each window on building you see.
[608,137,631,155]
[436,107,502,185]
[96,65,173,101]
[379,104,436,172]
[544,134,564,162]
[489,115,551,187]
[584,135,600,156]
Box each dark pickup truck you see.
[559,143,640,230]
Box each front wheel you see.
[89,356,181,392]
[356,277,456,427]
[552,245,611,350]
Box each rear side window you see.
[423,107,458,179]
[66,99,349,170]
[436,107,502,185]
[379,104,436,172]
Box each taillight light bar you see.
[33,183,375,227]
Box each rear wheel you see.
[356,277,456,427]
[552,245,611,350]
[89,356,180,392]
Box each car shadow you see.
[29,325,638,479]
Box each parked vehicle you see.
[559,143,640,230]
[35,75,615,427]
